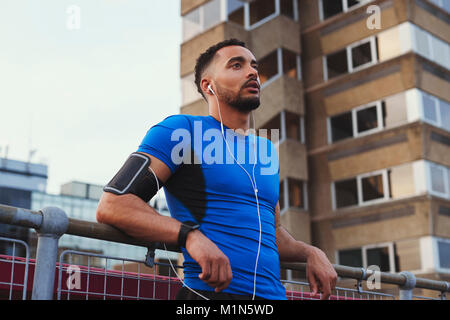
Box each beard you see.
[216,84,260,112]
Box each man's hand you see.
[185,229,233,292]
[305,247,338,300]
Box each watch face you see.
[184,221,200,229]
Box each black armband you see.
[103,152,163,203]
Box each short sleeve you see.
[137,115,191,174]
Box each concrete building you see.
[179,0,450,288]
[0,157,48,257]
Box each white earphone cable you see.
[149,166,210,300]
[213,89,262,300]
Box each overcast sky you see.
[0,0,182,194]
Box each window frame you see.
[353,101,384,137]
[421,91,441,127]
[357,169,390,206]
[244,0,299,30]
[279,177,308,215]
[347,36,378,73]
[426,162,450,199]
[336,242,396,273]
[323,35,378,81]
[327,99,384,144]
[319,0,373,21]
[434,237,450,273]
[260,48,302,89]
[332,169,390,210]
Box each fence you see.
[0,204,449,300]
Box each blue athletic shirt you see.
[137,114,287,300]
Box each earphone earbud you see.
[208,84,215,95]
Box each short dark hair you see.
[194,38,247,101]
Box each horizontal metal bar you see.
[280,262,450,293]
[0,204,179,252]
[66,218,180,252]
[0,204,42,229]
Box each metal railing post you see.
[31,207,68,300]
[399,271,416,300]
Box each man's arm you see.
[96,152,232,292]
[275,202,337,300]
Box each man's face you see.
[210,46,260,112]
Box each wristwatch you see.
[177,221,200,248]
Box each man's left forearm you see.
[276,225,315,263]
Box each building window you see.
[427,162,450,199]
[338,248,362,268]
[319,0,373,20]
[327,89,449,144]
[333,178,358,209]
[227,0,245,26]
[360,171,387,202]
[324,36,378,80]
[337,243,397,272]
[279,178,307,212]
[260,110,304,144]
[320,0,343,20]
[288,178,305,208]
[437,239,450,270]
[328,101,384,143]
[439,100,450,131]
[411,24,450,70]
[365,245,394,272]
[332,161,450,210]
[258,50,280,85]
[247,0,298,29]
[421,91,450,132]
[329,111,353,142]
[428,0,450,14]
[422,92,439,125]
[259,48,301,87]
[249,0,276,26]
[280,0,297,20]
[285,111,304,142]
[203,0,222,30]
[183,8,202,42]
[182,0,223,42]
[325,49,348,79]
[430,164,446,195]
[333,171,389,209]
[349,38,378,71]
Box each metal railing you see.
[0,203,449,300]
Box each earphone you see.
[159,82,262,301]
[208,84,214,95]
[209,82,262,300]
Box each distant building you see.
[0,157,48,256]
[0,156,176,269]
[30,181,178,267]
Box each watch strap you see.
[177,221,200,248]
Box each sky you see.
[0,0,182,194]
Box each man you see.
[96,39,337,300]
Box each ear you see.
[200,78,212,96]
